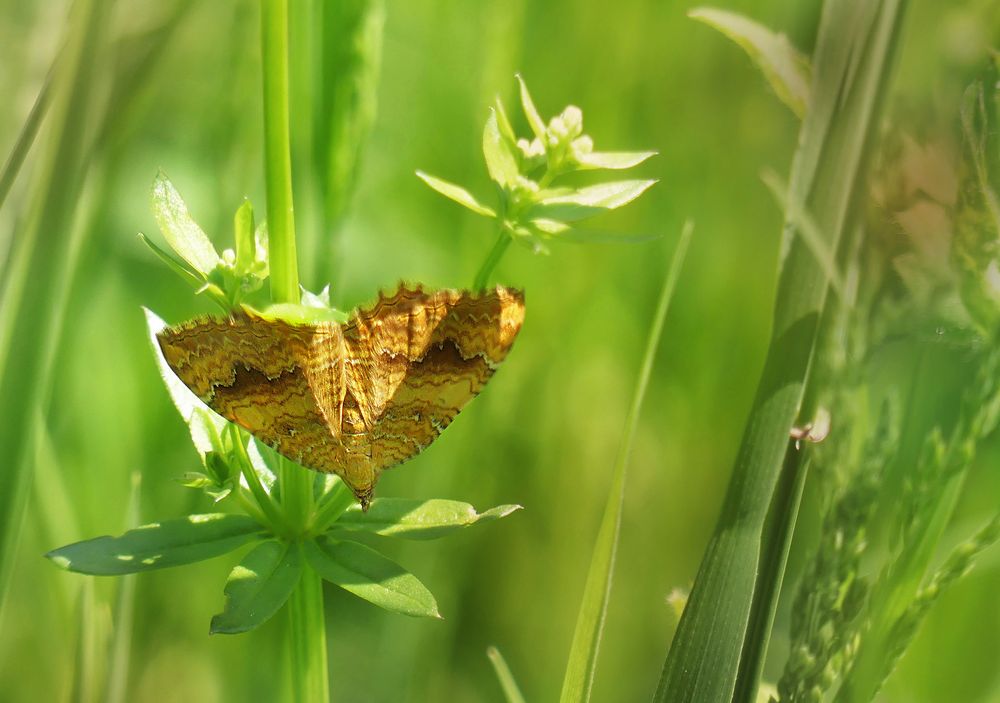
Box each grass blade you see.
[104,472,142,703]
[0,71,51,212]
[559,221,693,703]
[655,2,908,701]
[0,0,110,614]
[487,646,527,703]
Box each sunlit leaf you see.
[574,150,657,170]
[150,170,221,276]
[689,7,811,118]
[304,537,440,617]
[516,74,547,144]
[415,170,496,217]
[332,499,521,540]
[483,110,521,188]
[528,180,657,222]
[46,514,265,575]
[210,540,302,634]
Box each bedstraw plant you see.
[43,6,657,703]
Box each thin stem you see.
[308,482,356,535]
[287,563,330,703]
[0,71,51,212]
[261,3,327,701]
[262,0,299,305]
[473,226,511,290]
[230,425,288,532]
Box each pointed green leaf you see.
[210,540,302,634]
[304,537,440,618]
[249,302,350,324]
[574,150,658,170]
[483,110,521,188]
[46,514,265,575]
[151,171,221,275]
[689,7,811,118]
[528,180,657,222]
[494,97,519,151]
[516,74,547,144]
[233,199,255,273]
[137,232,205,286]
[332,499,521,540]
[415,171,496,217]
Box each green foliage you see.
[689,7,811,118]
[211,540,303,634]
[656,3,908,701]
[418,75,656,287]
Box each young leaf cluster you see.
[141,172,347,323]
[417,75,656,279]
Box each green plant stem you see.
[287,563,330,703]
[262,0,299,305]
[261,3,326,700]
[230,425,288,532]
[473,227,511,290]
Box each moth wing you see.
[341,284,524,473]
[156,314,345,471]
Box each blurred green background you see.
[1,1,998,701]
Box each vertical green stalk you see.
[262,0,299,305]
[261,2,327,701]
[654,2,907,701]
[287,563,330,703]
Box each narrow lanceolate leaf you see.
[483,109,521,188]
[516,73,547,144]
[574,150,657,171]
[151,170,221,276]
[560,221,692,703]
[210,540,302,634]
[137,233,205,287]
[487,646,528,703]
[529,180,657,222]
[304,537,440,618]
[689,7,811,118]
[333,499,521,540]
[233,199,256,272]
[415,171,496,217]
[46,514,265,575]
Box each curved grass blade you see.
[689,7,811,118]
[331,499,521,540]
[487,646,527,703]
[210,540,302,634]
[304,537,440,618]
[46,514,265,575]
[559,221,693,703]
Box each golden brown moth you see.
[156,283,525,509]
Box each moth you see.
[157,283,525,508]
